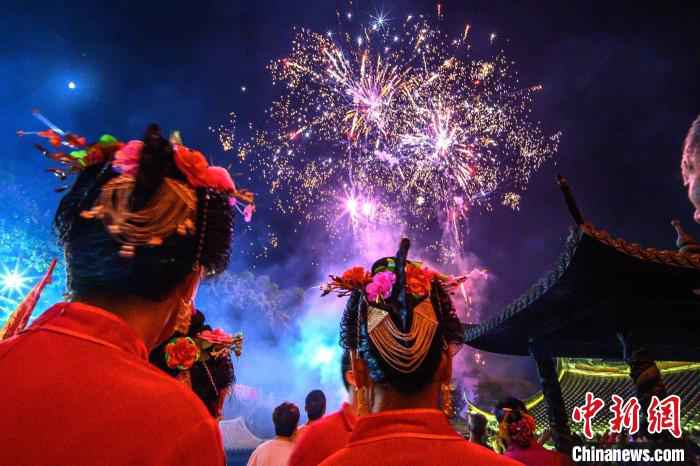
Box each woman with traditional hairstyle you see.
[495,398,574,466]
[0,123,253,466]
[318,239,520,466]
[150,309,242,419]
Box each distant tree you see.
[473,374,539,410]
[474,377,511,409]
[203,271,304,342]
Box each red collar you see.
[26,302,148,360]
[348,409,460,447]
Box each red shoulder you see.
[302,411,345,436]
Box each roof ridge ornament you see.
[557,175,584,226]
[671,219,700,254]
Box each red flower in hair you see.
[165,337,200,370]
[342,266,372,288]
[405,263,433,296]
[322,266,372,297]
[173,144,236,192]
[198,328,234,345]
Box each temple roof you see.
[464,179,700,360]
[220,417,263,451]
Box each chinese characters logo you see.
[572,393,681,439]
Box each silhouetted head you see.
[495,397,528,423]
[305,389,327,421]
[273,402,300,438]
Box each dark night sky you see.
[2,0,700,317]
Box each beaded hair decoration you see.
[323,238,465,374]
[19,112,255,265]
[81,176,197,258]
[366,299,438,373]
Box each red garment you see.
[504,442,575,466]
[0,302,225,466]
[319,409,523,466]
[289,402,357,466]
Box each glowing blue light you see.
[313,346,335,365]
[292,315,343,386]
[67,81,76,90]
[0,265,30,296]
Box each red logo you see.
[572,393,683,440]
[572,392,605,440]
[647,395,682,439]
[609,395,641,435]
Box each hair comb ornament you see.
[323,238,466,373]
[18,110,122,192]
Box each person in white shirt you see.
[247,402,300,466]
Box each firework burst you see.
[244,12,559,260]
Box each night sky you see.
[2,1,700,389]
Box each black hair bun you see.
[130,123,184,211]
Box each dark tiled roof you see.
[582,224,700,269]
[464,223,700,359]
